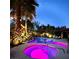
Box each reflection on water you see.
[27,37,68,48]
[28,37,53,43]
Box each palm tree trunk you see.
[15,0,21,33]
[25,19,28,36]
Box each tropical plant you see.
[10,0,39,33]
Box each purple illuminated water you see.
[31,49,48,59]
[24,37,68,59]
[52,41,68,48]
[24,45,58,59]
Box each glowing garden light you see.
[48,34,52,38]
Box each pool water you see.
[24,37,68,59]
[27,37,68,48]
[24,44,58,59]
[28,37,53,44]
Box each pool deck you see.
[11,39,69,59]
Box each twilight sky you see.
[35,0,69,28]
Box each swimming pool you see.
[24,44,58,59]
[24,37,68,59]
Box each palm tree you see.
[10,0,39,34]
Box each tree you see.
[33,21,40,30]
[10,0,39,33]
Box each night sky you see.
[35,0,69,28]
